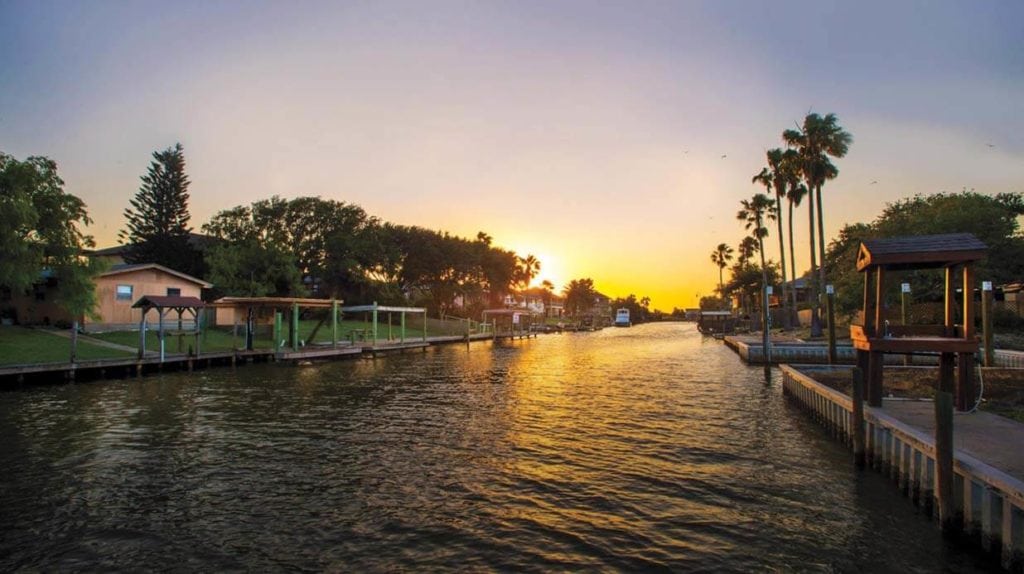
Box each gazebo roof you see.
[132,295,206,309]
[856,233,988,271]
[212,296,338,308]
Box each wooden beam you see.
[862,269,874,335]
[874,266,885,336]
[962,263,975,340]
[945,266,956,330]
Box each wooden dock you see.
[0,332,523,386]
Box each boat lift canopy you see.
[340,302,427,343]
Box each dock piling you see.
[935,390,956,533]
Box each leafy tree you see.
[710,243,733,294]
[205,240,302,297]
[120,143,200,275]
[825,191,1024,318]
[563,278,597,317]
[0,153,103,359]
[737,236,759,266]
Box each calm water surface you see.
[0,323,996,571]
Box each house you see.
[88,263,212,331]
[4,263,212,330]
[86,233,219,268]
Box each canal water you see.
[0,323,997,571]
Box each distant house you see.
[86,233,218,268]
[88,263,211,331]
[4,262,211,330]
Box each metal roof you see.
[856,233,988,271]
[212,296,339,308]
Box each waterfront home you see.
[2,263,211,331]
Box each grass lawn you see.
[87,319,435,354]
[0,326,133,366]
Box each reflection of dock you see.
[0,332,524,386]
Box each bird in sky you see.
[870,180,878,185]
[987,143,996,148]
[720,154,727,159]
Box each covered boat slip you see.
[852,233,987,410]
[133,295,206,361]
[481,309,538,339]
[340,303,430,351]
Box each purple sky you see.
[2,1,1022,308]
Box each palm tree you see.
[782,148,805,323]
[563,278,596,318]
[516,254,540,289]
[710,243,734,294]
[753,150,791,328]
[737,236,759,266]
[784,112,852,335]
[738,193,776,339]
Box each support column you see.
[372,303,378,343]
[939,353,955,394]
[958,264,976,410]
[292,302,299,351]
[158,308,166,363]
[868,350,884,407]
[982,283,994,367]
[400,311,406,343]
[274,311,283,353]
[138,311,147,359]
[852,367,866,468]
[935,391,956,533]
[423,311,427,342]
[331,300,339,349]
[945,266,956,336]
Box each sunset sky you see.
[2,1,1022,310]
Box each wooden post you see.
[852,367,866,468]
[372,303,378,343]
[874,266,886,338]
[158,308,165,363]
[939,353,955,394]
[868,350,884,407]
[958,264,976,410]
[945,266,956,336]
[138,311,147,359]
[762,285,771,366]
[177,309,184,353]
[331,299,339,349]
[901,282,911,366]
[292,302,300,351]
[982,282,994,367]
[401,311,406,343]
[935,390,956,533]
[246,306,255,351]
[423,310,427,342]
[826,285,837,364]
[273,311,282,353]
[70,320,78,364]
[863,268,875,336]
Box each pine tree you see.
[120,143,199,275]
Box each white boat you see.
[614,308,631,327]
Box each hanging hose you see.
[955,354,985,415]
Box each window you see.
[166,287,181,297]
[116,284,133,301]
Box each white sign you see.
[766,286,773,295]
[901,283,911,293]
[512,314,520,324]
[983,281,993,292]
[825,284,834,295]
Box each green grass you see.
[0,326,133,366]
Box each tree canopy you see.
[0,152,102,318]
[825,190,1024,316]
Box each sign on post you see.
[982,281,993,291]
[901,283,911,294]
[826,284,834,295]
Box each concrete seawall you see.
[781,364,1024,570]
[728,337,1023,368]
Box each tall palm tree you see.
[781,148,805,323]
[710,243,734,294]
[784,113,852,292]
[754,149,791,328]
[738,193,776,342]
[784,112,852,335]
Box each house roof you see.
[132,295,206,309]
[856,233,988,271]
[87,233,219,257]
[213,296,337,308]
[100,263,213,288]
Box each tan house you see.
[87,263,211,331]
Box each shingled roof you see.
[856,233,988,271]
[132,295,206,309]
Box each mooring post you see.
[982,281,993,367]
[826,284,837,364]
[852,367,866,468]
[901,282,911,365]
[935,390,955,533]
[292,302,300,351]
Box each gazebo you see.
[851,233,987,410]
[482,308,535,337]
[133,295,206,361]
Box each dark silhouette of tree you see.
[710,243,733,295]
[120,143,200,275]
